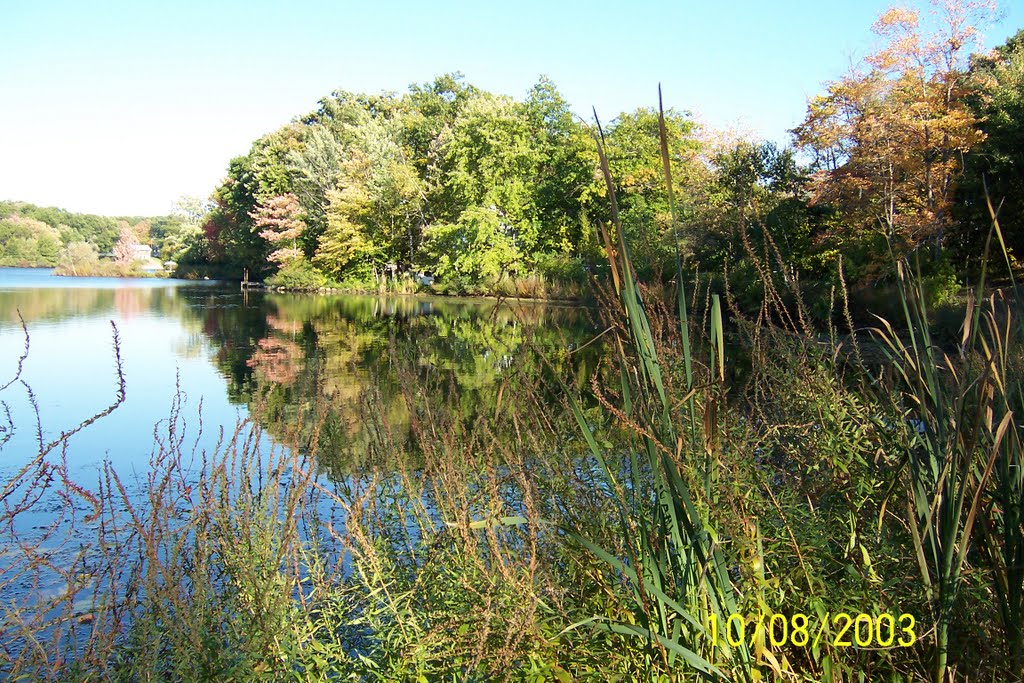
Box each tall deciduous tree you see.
[956,28,1024,276]
[424,205,521,284]
[113,222,140,264]
[793,0,994,269]
[603,107,702,274]
[314,155,379,278]
[696,141,815,276]
[440,92,542,257]
[524,76,602,256]
[172,195,212,228]
[286,123,348,244]
[250,194,306,266]
[58,241,99,275]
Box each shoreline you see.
[29,268,589,306]
[242,280,588,306]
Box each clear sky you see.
[0,0,1018,217]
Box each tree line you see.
[180,1,1020,304]
[2,0,1020,305]
[0,200,199,272]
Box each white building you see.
[130,244,152,260]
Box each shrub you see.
[922,261,962,308]
[265,258,327,290]
[532,252,588,283]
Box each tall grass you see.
[0,318,628,680]
[977,191,1024,677]
[867,197,1024,682]
[555,100,755,680]
[557,93,1024,682]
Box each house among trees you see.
[128,243,163,272]
[130,244,152,260]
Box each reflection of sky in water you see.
[0,270,257,638]
[0,270,245,477]
[0,268,599,478]
[0,267,221,290]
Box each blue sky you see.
[0,0,1018,217]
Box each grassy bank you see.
[53,261,167,278]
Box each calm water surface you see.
[0,267,598,478]
[0,267,601,623]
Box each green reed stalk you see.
[976,189,1024,677]
[561,100,753,680]
[872,210,1021,681]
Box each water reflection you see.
[0,269,602,476]
[218,291,602,476]
[0,269,605,665]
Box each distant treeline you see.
[0,200,197,270]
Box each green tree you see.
[956,28,1024,276]
[153,196,211,261]
[401,73,477,178]
[314,156,381,279]
[353,117,424,265]
[603,107,702,274]
[424,205,521,285]
[524,76,602,256]
[701,141,815,270]
[0,201,121,252]
[56,241,100,276]
[194,74,616,290]
[438,92,541,261]
[206,127,305,275]
[0,215,64,266]
[285,123,348,246]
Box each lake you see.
[0,267,602,638]
[0,267,599,474]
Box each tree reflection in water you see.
[197,291,604,476]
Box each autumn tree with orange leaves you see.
[250,193,306,266]
[794,0,995,271]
